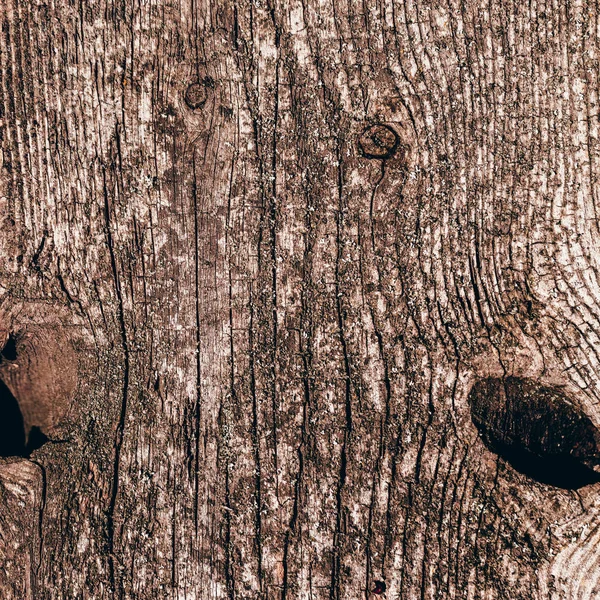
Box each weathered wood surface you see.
[2,0,600,598]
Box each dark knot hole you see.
[1,334,17,361]
[469,377,600,490]
[0,377,47,458]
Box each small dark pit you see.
[468,377,600,490]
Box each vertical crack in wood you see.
[30,460,46,598]
[360,156,396,595]
[102,158,130,598]
[269,2,282,516]
[248,283,264,590]
[330,145,353,600]
[224,144,238,599]
[222,405,235,600]
[191,152,203,538]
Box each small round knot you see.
[358,124,399,160]
[184,82,208,110]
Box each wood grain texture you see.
[2,0,600,598]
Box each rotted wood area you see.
[2,0,600,599]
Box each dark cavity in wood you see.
[0,326,77,457]
[0,378,48,458]
[0,334,17,362]
[468,377,600,489]
[0,377,26,457]
[358,124,400,159]
[184,82,208,110]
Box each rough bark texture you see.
[2,0,600,598]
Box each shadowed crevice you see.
[469,377,600,490]
[1,334,18,361]
[0,377,26,457]
[25,426,49,455]
[492,439,600,489]
[0,377,49,458]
